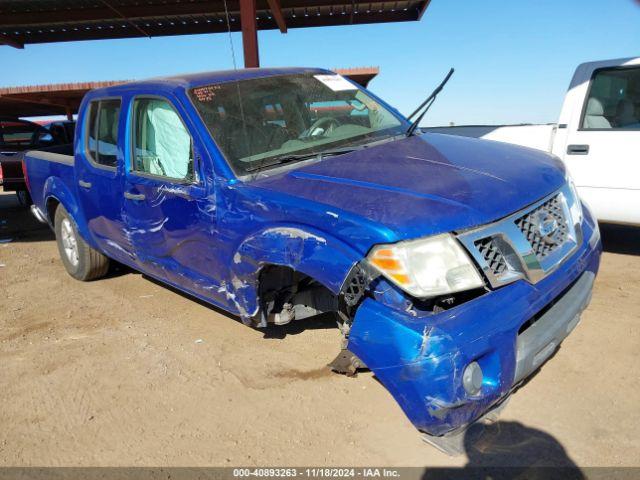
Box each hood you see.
[250,133,566,244]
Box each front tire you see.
[54,205,109,281]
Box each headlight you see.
[566,173,583,225]
[367,233,484,298]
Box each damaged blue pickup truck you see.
[24,68,601,439]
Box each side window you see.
[307,91,398,131]
[264,102,286,127]
[132,98,194,181]
[582,67,640,130]
[0,120,39,148]
[86,99,121,167]
[308,100,354,122]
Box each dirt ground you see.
[1,191,639,469]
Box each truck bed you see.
[2,143,74,192]
[24,145,75,222]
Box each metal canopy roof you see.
[0,1,431,48]
[0,67,380,118]
[0,81,121,117]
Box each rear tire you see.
[54,205,109,281]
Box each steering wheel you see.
[306,117,340,137]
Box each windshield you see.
[189,73,408,175]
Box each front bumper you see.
[347,208,602,436]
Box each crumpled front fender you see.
[228,224,362,322]
[346,224,601,436]
[347,296,516,436]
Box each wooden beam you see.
[239,0,260,68]
[266,0,287,33]
[0,34,24,49]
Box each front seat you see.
[615,99,638,127]
[583,98,611,129]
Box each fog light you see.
[463,361,483,395]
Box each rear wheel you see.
[54,205,109,281]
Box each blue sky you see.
[2,0,639,126]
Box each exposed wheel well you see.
[257,264,368,375]
[45,197,60,225]
[257,264,340,326]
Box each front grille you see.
[457,185,580,289]
[474,237,508,276]
[515,195,568,260]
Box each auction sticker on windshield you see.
[314,74,357,91]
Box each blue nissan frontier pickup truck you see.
[24,68,602,439]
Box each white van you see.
[425,57,640,226]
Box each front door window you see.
[131,98,195,181]
[582,66,640,130]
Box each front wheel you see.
[54,205,110,281]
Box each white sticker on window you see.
[314,74,357,91]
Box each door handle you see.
[124,191,146,201]
[567,144,589,155]
[78,180,92,189]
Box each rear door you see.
[562,61,640,224]
[123,94,225,301]
[76,98,134,260]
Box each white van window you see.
[582,67,640,130]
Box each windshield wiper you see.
[245,152,320,173]
[245,146,362,173]
[406,68,455,137]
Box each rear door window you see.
[86,99,121,167]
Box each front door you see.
[563,64,640,224]
[123,95,226,303]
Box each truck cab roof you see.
[88,67,330,98]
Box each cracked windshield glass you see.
[189,72,407,175]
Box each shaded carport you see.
[0,81,120,119]
[0,1,431,67]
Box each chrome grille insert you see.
[474,237,508,276]
[515,195,568,260]
[457,185,582,288]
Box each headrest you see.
[616,99,635,117]
[586,97,605,116]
